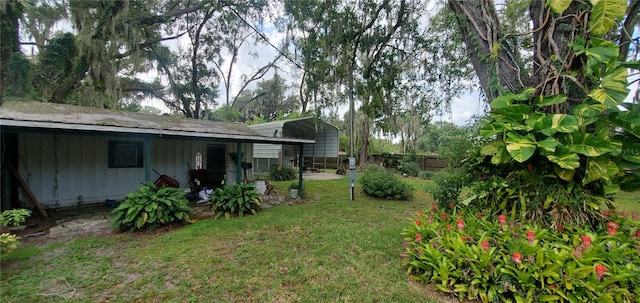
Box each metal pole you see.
[348,62,355,201]
[298,144,304,197]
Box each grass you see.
[1,176,440,303]
[615,190,640,212]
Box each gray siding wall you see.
[17,132,252,208]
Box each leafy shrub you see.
[269,166,296,181]
[0,233,19,254]
[403,209,640,302]
[397,156,419,177]
[288,182,300,190]
[426,169,467,210]
[0,209,31,227]
[360,166,413,200]
[418,171,434,180]
[210,183,262,218]
[111,182,192,231]
[336,166,346,175]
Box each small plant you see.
[418,171,434,180]
[210,183,262,218]
[111,182,192,232]
[360,166,413,200]
[288,182,300,190]
[0,209,31,227]
[0,233,19,254]
[269,166,296,181]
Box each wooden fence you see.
[368,154,447,171]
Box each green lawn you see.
[1,176,440,303]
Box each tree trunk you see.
[448,0,525,98]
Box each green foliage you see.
[4,52,33,97]
[426,169,468,210]
[288,182,300,190]
[397,155,419,177]
[0,209,31,227]
[418,171,434,180]
[111,182,192,232]
[209,183,262,218]
[269,166,297,181]
[0,233,19,254]
[360,166,413,200]
[403,209,640,302]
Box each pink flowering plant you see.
[403,210,640,302]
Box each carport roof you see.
[0,102,314,144]
[248,116,338,138]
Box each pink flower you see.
[476,212,483,218]
[461,235,468,242]
[415,233,422,243]
[526,230,535,244]
[573,246,583,258]
[512,252,523,264]
[447,224,452,231]
[441,213,449,220]
[417,210,423,216]
[456,219,465,230]
[481,241,489,252]
[606,221,618,235]
[427,215,433,224]
[415,218,421,226]
[498,214,507,226]
[581,235,592,249]
[594,264,607,281]
[449,202,455,209]
[457,212,464,217]
[431,202,437,210]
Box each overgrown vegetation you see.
[269,166,297,181]
[397,155,420,177]
[111,182,192,232]
[426,169,468,210]
[0,233,19,254]
[0,209,31,227]
[209,183,262,218]
[360,166,413,200]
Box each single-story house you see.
[248,117,339,173]
[0,102,313,211]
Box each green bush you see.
[360,166,413,200]
[403,209,640,302]
[111,182,192,231]
[269,166,297,181]
[397,156,419,177]
[0,233,19,254]
[210,183,262,218]
[0,209,31,227]
[426,169,467,210]
[418,171,434,180]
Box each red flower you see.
[441,213,448,220]
[417,210,423,216]
[606,221,619,235]
[557,225,565,232]
[526,230,535,244]
[415,233,422,243]
[461,235,468,242]
[594,264,607,281]
[602,211,613,217]
[431,202,437,209]
[449,202,455,209]
[457,212,464,217]
[635,230,640,238]
[447,224,452,231]
[581,235,592,249]
[456,219,465,230]
[512,252,523,264]
[415,218,421,226]
[481,241,489,252]
[498,214,507,226]
[476,212,483,218]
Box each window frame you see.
[108,140,144,168]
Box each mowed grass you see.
[0,176,439,303]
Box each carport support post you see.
[144,137,151,182]
[236,142,242,184]
[298,143,303,197]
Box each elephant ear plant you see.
[111,182,192,232]
[209,183,262,219]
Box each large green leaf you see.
[492,104,532,123]
[489,87,535,109]
[546,0,572,13]
[588,0,627,35]
[479,121,506,137]
[558,133,613,156]
[533,114,580,136]
[532,94,567,107]
[582,156,619,185]
[505,132,537,162]
[537,137,559,153]
[480,141,504,156]
[588,67,630,109]
[585,38,619,63]
[554,166,576,181]
[571,103,606,127]
[546,147,581,169]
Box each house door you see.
[207,145,226,187]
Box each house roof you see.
[248,117,338,138]
[0,102,314,144]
